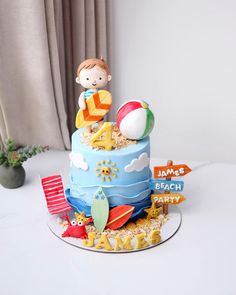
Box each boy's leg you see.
[85,126,92,133]
[98,120,104,129]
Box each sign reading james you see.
[154,164,191,178]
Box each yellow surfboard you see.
[75,90,112,129]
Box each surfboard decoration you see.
[106,205,135,230]
[91,187,109,232]
[75,90,112,129]
[116,100,155,140]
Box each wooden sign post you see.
[164,160,172,214]
[152,161,191,215]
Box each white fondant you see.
[124,152,150,173]
[120,108,147,140]
[69,152,88,171]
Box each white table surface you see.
[0,150,236,295]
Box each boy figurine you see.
[76,57,112,110]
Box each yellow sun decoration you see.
[95,160,119,182]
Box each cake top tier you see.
[72,126,149,156]
[80,124,137,150]
[70,127,150,186]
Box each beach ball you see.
[116,100,155,140]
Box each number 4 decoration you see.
[90,122,115,151]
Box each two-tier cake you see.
[42,58,188,252]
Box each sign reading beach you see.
[150,179,184,192]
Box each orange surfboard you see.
[75,90,112,129]
[106,205,134,230]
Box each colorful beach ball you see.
[116,100,155,140]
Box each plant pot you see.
[0,165,26,189]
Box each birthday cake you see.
[66,125,152,220]
[42,58,190,252]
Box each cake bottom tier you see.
[66,178,152,220]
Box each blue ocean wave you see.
[66,188,151,219]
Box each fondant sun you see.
[95,160,119,182]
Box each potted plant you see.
[0,139,48,189]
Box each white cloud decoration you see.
[69,152,88,171]
[124,152,150,173]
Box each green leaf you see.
[0,138,49,167]
[5,138,16,152]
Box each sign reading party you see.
[151,193,186,205]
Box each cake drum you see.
[47,206,182,253]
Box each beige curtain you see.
[0,0,112,149]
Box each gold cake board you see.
[47,206,182,253]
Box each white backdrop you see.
[111,0,236,163]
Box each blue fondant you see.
[107,189,151,206]
[69,185,150,207]
[67,127,152,220]
[70,128,150,186]
[70,179,150,205]
[65,189,89,214]
[66,188,151,219]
